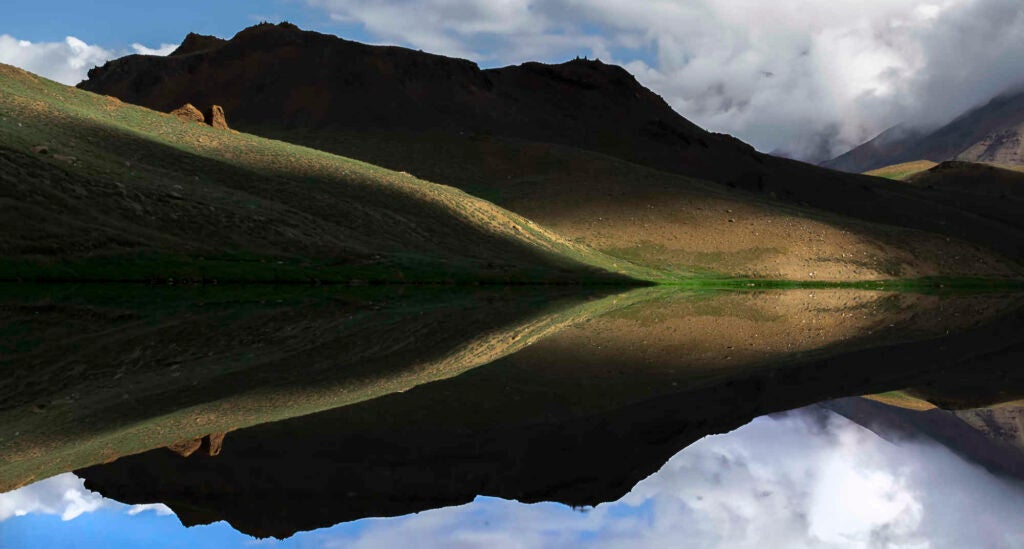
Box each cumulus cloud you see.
[0,473,171,523]
[312,409,1024,548]
[0,474,108,522]
[0,35,114,86]
[0,35,175,86]
[131,43,178,56]
[309,0,1024,161]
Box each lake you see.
[2,284,1022,547]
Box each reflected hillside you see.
[0,284,632,492]
[72,288,1024,538]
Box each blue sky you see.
[1,1,333,48]
[3,409,1024,548]
[2,1,1024,161]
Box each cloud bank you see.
[310,0,1024,161]
[0,35,176,86]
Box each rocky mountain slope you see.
[77,23,1024,269]
[825,89,1024,173]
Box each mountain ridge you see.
[824,88,1024,173]
[77,22,1024,269]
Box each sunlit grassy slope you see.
[0,63,664,284]
[256,128,1022,281]
[865,160,939,180]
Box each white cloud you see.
[0,35,114,85]
[127,503,175,516]
[308,0,1024,161]
[0,35,175,86]
[0,473,172,523]
[131,43,178,56]
[0,473,108,522]
[311,409,1024,548]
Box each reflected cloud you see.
[0,473,170,523]
[318,410,1024,549]
[4,408,1023,548]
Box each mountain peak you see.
[824,88,1024,173]
[169,32,227,57]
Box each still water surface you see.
[1,285,1022,547]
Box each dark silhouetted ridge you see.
[170,33,227,56]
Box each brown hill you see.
[825,89,1024,173]
[77,23,1024,267]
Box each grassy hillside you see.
[0,63,659,284]
[865,160,938,180]
[255,128,1023,281]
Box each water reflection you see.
[2,284,1023,544]
[3,406,1023,548]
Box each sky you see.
[2,1,1024,161]
[2,408,1024,548]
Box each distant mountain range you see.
[824,88,1024,173]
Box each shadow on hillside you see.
[2,110,641,284]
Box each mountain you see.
[824,89,1024,173]
[77,23,1024,272]
[0,62,648,284]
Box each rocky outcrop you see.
[166,433,227,458]
[206,105,229,129]
[207,432,226,456]
[166,437,203,457]
[169,103,204,124]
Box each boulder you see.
[166,437,203,457]
[206,105,229,130]
[207,432,227,456]
[169,103,205,124]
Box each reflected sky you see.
[4,406,1023,549]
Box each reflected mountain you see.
[49,287,1024,539]
[825,397,1024,481]
[0,283,632,491]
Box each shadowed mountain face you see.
[77,23,1024,266]
[68,288,1024,539]
[825,89,1024,173]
